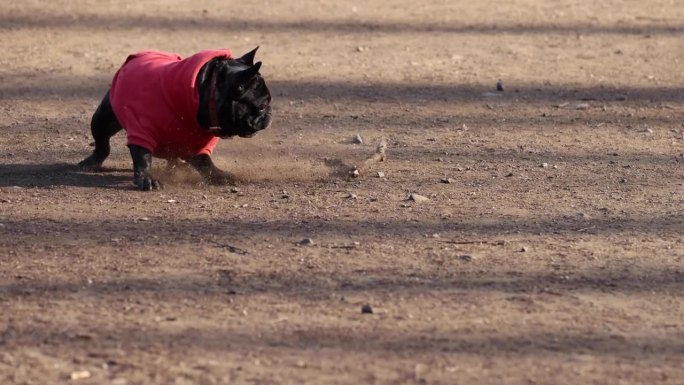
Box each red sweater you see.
[109,49,233,159]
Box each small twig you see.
[443,240,507,246]
[210,240,249,255]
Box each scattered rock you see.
[644,128,653,134]
[295,360,307,368]
[521,246,529,252]
[70,371,91,380]
[349,168,360,178]
[376,171,385,178]
[414,364,429,380]
[459,254,474,262]
[361,304,373,314]
[440,177,454,184]
[408,193,430,203]
[230,187,240,193]
[299,238,314,246]
[574,103,590,110]
[166,199,177,203]
[352,134,364,144]
[504,172,514,177]
[347,193,358,200]
[541,162,549,168]
[496,80,504,92]
[615,94,627,101]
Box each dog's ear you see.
[237,46,259,66]
[237,61,262,84]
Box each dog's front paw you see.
[134,173,163,191]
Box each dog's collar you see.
[208,67,220,130]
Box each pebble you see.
[440,177,453,184]
[299,238,314,246]
[459,254,474,262]
[347,193,358,200]
[574,103,590,110]
[230,187,240,193]
[361,304,373,314]
[415,364,429,380]
[377,171,385,178]
[166,199,177,203]
[70,371,91,380]
[352,134,364,144]
[496,80,504,92]
[521,246,528,252]
[349,168,360,178]
[408,193,430,203]
[541,162,549,168]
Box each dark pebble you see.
[361,304,373,314]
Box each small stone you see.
[349,168,360,178]
[504,172,514,177]
[166,199,177,203]
[496,80,504,92]
[295,360,307,368]
[541,162,549,168]
[408,193,429,203]
[459,254,474,262]
[414,364,429,380]
[440,177,453,184]
[347,193,358,200]
[615,94,627,101]
[376,171,385,178]
[138,217,150,221]
[574,103,590,110]
[521,246,528,252]
[70,371,91,380]
[352,134,364,144]
[361,304,373,314]
[299,238,314,246]
[230,187,240,193]
[645,128,653,134]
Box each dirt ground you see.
[1,0,683,384]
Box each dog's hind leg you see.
[78,91,123,170]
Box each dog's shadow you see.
[0,163,132,189]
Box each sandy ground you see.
[1,0,683,384]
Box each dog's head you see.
[209,47,272,139]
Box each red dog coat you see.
[109,49,233,159]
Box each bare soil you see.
[1,1,683,384]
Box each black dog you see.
[78,47,272,190]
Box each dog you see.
[78,47,272,190]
